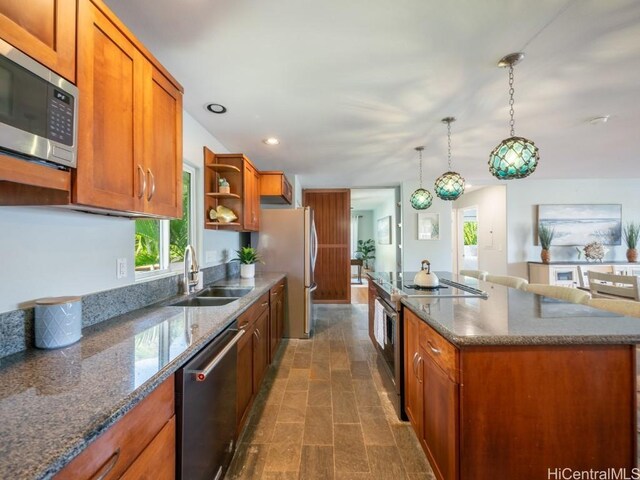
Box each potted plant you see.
[623,222,639,262]
[235,246,262,278]
[538,223,555,264]
[356,239,376,270]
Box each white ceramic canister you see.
[34,296,82,349]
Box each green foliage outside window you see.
[463,222,477,246]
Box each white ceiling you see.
[106,0,640,189]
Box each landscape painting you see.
[537,204,622,246]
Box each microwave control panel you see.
[47,87,74,147]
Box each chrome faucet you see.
[183,245,200,294]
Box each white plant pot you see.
[240,263,255,279]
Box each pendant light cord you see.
[508,65,516,137]
[418,149,423,187]
[447,121,452,170]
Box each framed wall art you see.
[537,204,622,246]
[418,212,440,240]
[377,216,392,244]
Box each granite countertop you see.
[368,272,640,347]
[0,273,285,480]
[527,260,634,265]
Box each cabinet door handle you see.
[426,340,441,355]
[253,330,259,342]
[417,357,423,384]
[412,352,419,378]
[90,448,120,480]
[147,169,156,201]
[137,165,146,198]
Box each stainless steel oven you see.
[0,38,78,167]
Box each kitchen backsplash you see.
[0,262,239,359]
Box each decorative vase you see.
[627,248,638,263]
[541,249,550,264]
[219,185,230,194]
[240,263,255,279]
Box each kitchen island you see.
[370,272,640,480]
[0,273,285,480]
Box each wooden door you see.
[143,64,183,218]
[303,189,350,303]
[252,308,269,391]
[236,324,254,431]
[0,0,76,81]
[74,0,143,212]
[422,352,458,480]
[368,281,377,345]
[404,309,423,439]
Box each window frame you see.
[135,164,197,281]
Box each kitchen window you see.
[135,165,196,276]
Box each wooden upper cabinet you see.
[143,65,183,218]
[260,171,292,205]
[73,0,183,217]
[0,0,76,81]
[204,150,260,232]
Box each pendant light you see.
[434,117,465,201]
[410,146,433,210]
[489,52,539,180]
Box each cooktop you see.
[373,272,488,299]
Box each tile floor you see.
[226,304,436,479]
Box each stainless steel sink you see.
[172,297,239,307]
[197,287,254,298]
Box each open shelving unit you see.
[203,148,243,231]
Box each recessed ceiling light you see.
[205,103,227,114]
[589,115,610,125]
[263,137,280,145]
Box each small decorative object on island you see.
[413,260,439,287]
[235,246,262,278]
[410,146,433,210]
[218,177,230,194]
[355,239,375,270]
[538,223,555,264]
[623,222,639,262]
[583,241,606,262]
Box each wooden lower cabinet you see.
[252,308,269,392]
[403,306,637,480]
[269,280,286,362]
[236,292,272,433]
[55,376,175,480]
[421,349,458,480]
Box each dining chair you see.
[459,269,488,280]
[588,271,640,301]
[524,284,591,304]
[587,298,640,318]
[484,274,528,290]
[577,264,615,288]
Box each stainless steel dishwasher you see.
[176,320,244,480]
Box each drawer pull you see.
[427,340,441,355]
[90,448,120,480]
[261,302,268,307]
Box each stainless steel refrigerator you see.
[256,207,318,338]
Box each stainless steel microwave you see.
[0,38,78,168]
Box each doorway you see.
[457,206,478,272]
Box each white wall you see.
[506,179,640,278]
[401,180,453,273]
[0,111,239,313]
[453,186,507,276]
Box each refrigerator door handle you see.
[311,220,318,270]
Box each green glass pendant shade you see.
[410,188,433,210]
[489,136,539,180]
[434,171,465,201]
